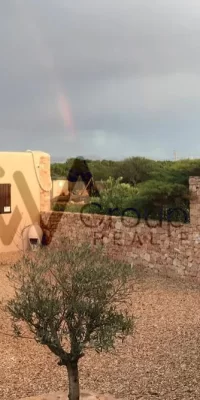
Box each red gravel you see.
[1,263,200,400]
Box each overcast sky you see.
[1,0,200,160]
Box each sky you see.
[1,0,200,161]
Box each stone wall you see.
[40,176,200,280]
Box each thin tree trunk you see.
[66,361,80,400]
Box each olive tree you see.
[5,241,134,400]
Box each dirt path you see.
[1,265,200,400]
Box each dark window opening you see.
[0,184,11,214]
[29,238,38,245]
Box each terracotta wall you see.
[40,176,200,280]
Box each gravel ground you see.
[1,262,200,400]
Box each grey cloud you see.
[0,0,200,158]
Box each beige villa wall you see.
[51,180,105,199]
[51,180,103,199]
[0,151,51,253]
[51,180,69,199]
[40,177,200,281]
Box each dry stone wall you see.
[40,177,200,280]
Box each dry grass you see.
[1,263,200,400]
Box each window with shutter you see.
[0,184,11,214]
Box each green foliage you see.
[51,158,117,181]
[51,157,200,222]
[6,242,134,362]
[82,176,189,222]
[86,177,137,216]
[52,203,82,213]
[52,203,66,211]
[114,157,155,185]
[51,157,200,188]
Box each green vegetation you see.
[51,157,200,222]
[6,241,134,400]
